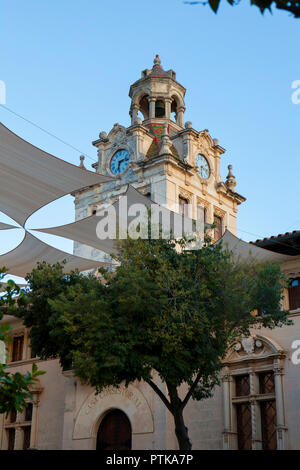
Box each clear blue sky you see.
[0,0,299,281]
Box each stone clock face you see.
[196,154,210,179]
[110,149,130,175]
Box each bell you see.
[155,100,165,118]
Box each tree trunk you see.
[173,407,192,450]
[148,379,192,451]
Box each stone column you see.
[214,155,221,183]
[22,331,27,361]
[165,98,172,120]
[96,136,108,174]
[14,426,23,450]
[131,104,139,125]
[222,371,235,449]
[274,363,287,449]
[30,401,39,449]
[148,97,156,119]
[177,106,185,127]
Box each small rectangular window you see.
[213,215,222,240]
[259,371,275,394]
[10,408,17,423]
[12,335,24,362]
[289,277,300,310]
[25,403,33,422]
[235,374,250,396]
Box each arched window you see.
[96,409,132,450]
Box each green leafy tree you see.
[14,239,290,450]
[0,268,45,415]
[185,0,300,18]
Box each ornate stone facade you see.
[73,56,245,261]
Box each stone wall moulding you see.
[213,205,226,218]
[73,384,154,440]
[197,196,210,210]
[179,187,193,201]
[225,334,285,363]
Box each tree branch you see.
[181,372,202,410]
[146,379,173,414]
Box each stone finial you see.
[159,124,172,156]
[79,155,86,169]
[134,117,142,125]
[225,164,236,190]
[185,121,193,129]
[99,131,108,140]
[153,54,161,66]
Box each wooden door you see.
[97,409,132,450]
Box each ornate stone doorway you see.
[96,409,132,450]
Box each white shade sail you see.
[0,123,114,226]
[34,185,201,256]
[217,230,293,262]
[0,231,107,278]
[0,282,27,289]
[0,222,18,230]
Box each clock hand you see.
[118,159,125,171]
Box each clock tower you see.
[73,55,246,260]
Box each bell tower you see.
[73,55,246,261]
[129,55,186,127]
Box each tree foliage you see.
[14,238,291,449]
[184,0,300,18]
[0,268,45,415]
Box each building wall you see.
[0,316,66,450]
[1,308,300,449]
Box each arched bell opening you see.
[138,94,149,120]
[171,96,178,123]
[96,409,132,450]
[155,100,165,118]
